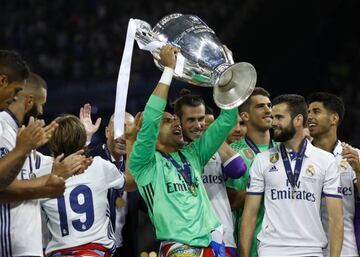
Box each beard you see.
[23,105,40,125]
[273,123,296,142]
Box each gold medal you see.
[115,197,126,208]
[190,185,197,197]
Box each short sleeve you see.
[323,160,342,198]
[35,153,54,177]
[101,158,125,190]
[246,154,265,195]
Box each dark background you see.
[1,0,360,145]
[1,0,360,253]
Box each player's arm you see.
[239,155,265,257]
[129,45,178,177]
[0,117,56,190]
[323,159,344,257]
[219,142,246,179]
[226,187,246,210]
[341,143,360,194]
[0,151,89,202]
[124,112,142,192]
[326,196,343,257]
[0,175,65,202]
[240,194,262,257]
[190,108,237,169]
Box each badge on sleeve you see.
[243,149,254,160]
[0,147,10,159]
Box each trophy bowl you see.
[134,13,257,109]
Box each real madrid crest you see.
[339,159,348,171]
[243,149,254,160]
[270,152,279,163]
[305,164,315,177]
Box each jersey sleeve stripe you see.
[0,204,12,257]
[323,193,342,199]
[247,192,264,195]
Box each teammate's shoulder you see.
[310,144,335,158]
[308,143,336,166]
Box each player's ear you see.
[240,111,249,122]
[293,114,304,128]
[0,74,8,87]
[23,94,34,113]
[105,126,110,139]
[331,113,339,126]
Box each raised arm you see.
[190,108,237,168]
[129,45,179,179]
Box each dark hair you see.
[272,94,308,127]
[205,105,214,115]
[307,92,345,125]
[48,114,87,157]
[239,87,271,112]
[173,89,205,118]
[0,50,30,83]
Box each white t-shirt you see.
[247,140,341,256]
[321,141,358,257]
[0,111,52,257]
[39,156,125,255]
[202,152,236,247]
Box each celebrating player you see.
[308,92,359,257]
[240,94,343,257]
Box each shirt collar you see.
[333,140,342,156]
[277,138,312,158]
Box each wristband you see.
[159,67,174,86]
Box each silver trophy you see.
[134,13,257,109]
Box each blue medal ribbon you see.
[159,151,195,194]
[331,139,339,155]
[280,139,307,188]
[245,136,274,154]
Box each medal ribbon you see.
[331,139,340,155]
[159,151,194,189]
[280,139,307,188]
[245,136,274,154]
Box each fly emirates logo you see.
[270,180,316,202]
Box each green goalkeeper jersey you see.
[129,95,237,247]
[226,137,274,257]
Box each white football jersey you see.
[247,140,341,256]
[0,110,53,257]
[39,156,125,255]
[202,152,236,247]
[321,141,358,257]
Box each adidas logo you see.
[269,166,278,172]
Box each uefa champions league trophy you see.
[134,13,257,109]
